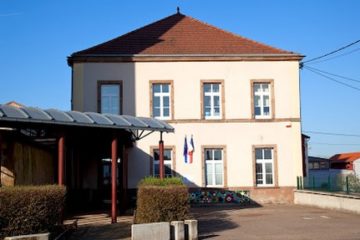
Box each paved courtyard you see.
[193,204,360,240]
[68,204,360,240]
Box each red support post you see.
[159,132,164,180]
[58,136,65,186]
[0,136,2,187]
[111,137,118,224]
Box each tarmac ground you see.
[68,204,360,240]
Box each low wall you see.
[294,190,360,214]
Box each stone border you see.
[294,190,360,214]
[131,220,198,240]
[5,233,49,240]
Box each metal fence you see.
[297,173,360,195]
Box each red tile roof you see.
[330,152,360,163]
[71,13,299,57]
[5,101,25,108]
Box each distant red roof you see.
[69,13,302,64]
[5,101,25,108]
[330,152,360,163]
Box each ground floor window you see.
[101,158,121,185]
[255,148,274,186]
[153,149,173,177]
[205,148,224,187]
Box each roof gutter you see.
[68,53,304,66]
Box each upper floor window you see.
[151,82,172,120]
[202,82,223,119]
[255,148,275,187]
[98,81,122,114]
[153,148,173,177]
[253,82,272,119]
[204,148,224,187]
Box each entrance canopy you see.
[0,104,174,223]
[0,105,173,134]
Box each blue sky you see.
[1,0,359,157]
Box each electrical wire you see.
[302,39,360,64]
[306,47,360,65]
[303,131,360,138]
[305,65,360,84]
[310,142,360,146]
[304,66,360,92]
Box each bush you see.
[0,185,66,239]
[135,177,189,224]
[344,174,360,193]
[139,176,184,186]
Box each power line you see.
[302,39,360,64]
[305,65,360,84]
[304,131,360,138]
[311,142,360,146]
[304,66,360,92]
[307,47,360,65]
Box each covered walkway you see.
[0,104,174,223]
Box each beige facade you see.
[72,60,302,203]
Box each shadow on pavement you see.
[199,234,220,239]
[191,204,262,237]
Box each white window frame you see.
[253,83,271,119]
[152,83,171,120]
[205,148,224,187]
[255,148,275,187]
[203,83,222,120]
[100,84,121,114]
[153,148,173,177]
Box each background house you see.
[304,152,360,189]
[308,156,330,171]
[330,152,360,172]
[68,12,304,203]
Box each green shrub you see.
[348,174,360,193]
[139,176,184,186]
[135,177,189,223]
[0,185,66,239]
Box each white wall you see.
[354,159,360,177]
[295,190,360,214]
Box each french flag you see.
[188,135,195,164]
[183,136,188,163]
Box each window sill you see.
[254,186,279,189]
[205,185,224,188]
[204,117,222,120]
[253,117,273,120]
[154,117,172,121]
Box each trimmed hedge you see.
[0,185,66,239]
[135,177,189,224]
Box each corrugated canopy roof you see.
[0,105,174,133]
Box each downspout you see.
[71,66,74,111]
